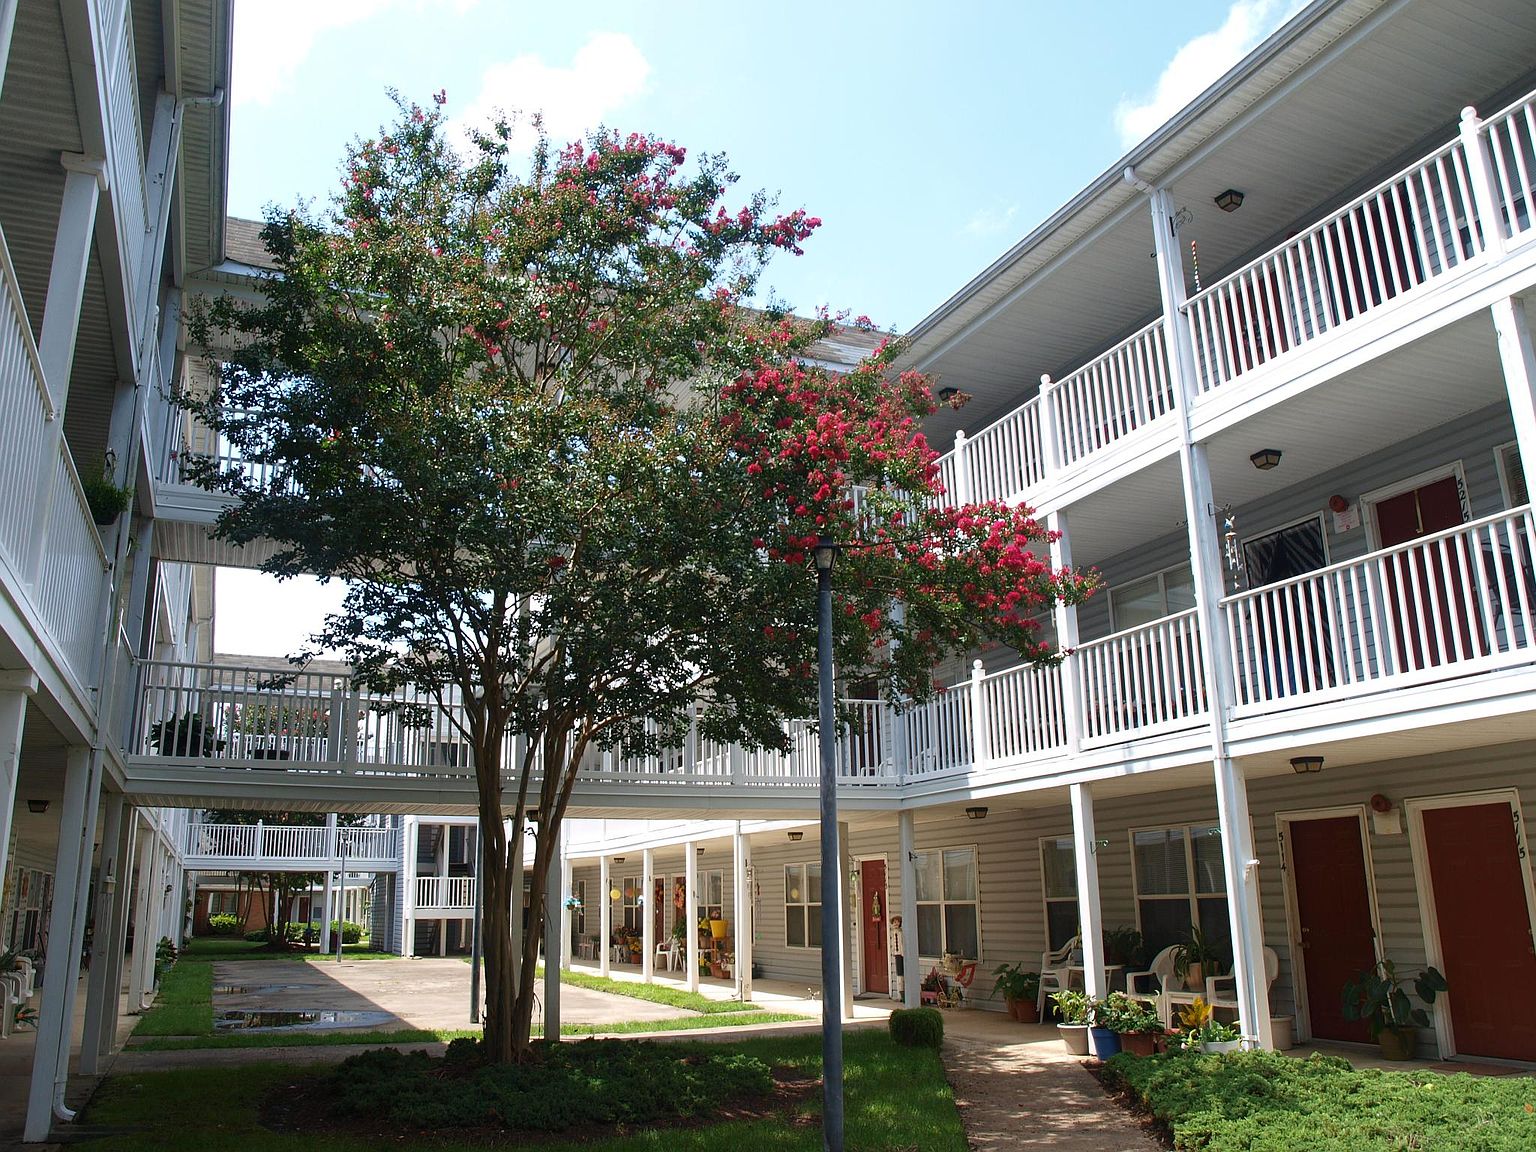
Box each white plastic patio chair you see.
[655,938,682,972]
[1125,945,1182,1027]
[1205,947,1280,1018]
[1037,935,1080,1017]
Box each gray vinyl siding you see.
[570,846,738,961]
[1078,401,1519,643]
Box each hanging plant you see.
[80,450,133,526]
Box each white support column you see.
[950,429,970,504]
[838,821,854,1020]
[641,848,655,983]
[79,792,127,1074]
[1048,511,1084,755]
[90,806,136,1066]
[598,854,611,979]
[1070,783,1107,1000]
[560,849,573,971]
[0,678,34,893]
[1492,297,1536,486]
[400,817,417,958]
[898,812,920,1009]
[320,870,334,953]
[25,746,100,1140]
[542,834,560,1040]
[126,819,155,1009]
[1460,105,1508,262]
[1142,182,1272,1050]
[968,659,990,769]
[685,840,699,993]
[732,823,750,1001]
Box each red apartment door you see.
[861,860,889,995]
[1421,800,1536,1060]
[1288,815,1376,1043]
[652,878,666,949]
[1374,476,1477,671]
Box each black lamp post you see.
[813,536,844,1152]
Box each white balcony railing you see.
[1184,135,1484,394]
[903,680,974,778]
[185,821,399,864]
[982,660,1068,762]
[1225,506,1536,711]
[962,395,1045,505]
[102,0,147,295]
[0,229,53,578]
[417,876,475,910]
[35,448,110,682]
[1484,91,1536,244]
[1076,609,1208,744]
[1050,319,1175,469]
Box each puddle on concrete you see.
[213,1009,396,1032]
[211,986,247,995]
[212,983,316,996]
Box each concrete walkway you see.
[938,1013,1159,1152]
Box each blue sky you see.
[215,0,1306,657]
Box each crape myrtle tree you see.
[182,93,1097,1062]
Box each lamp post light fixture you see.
[812,535,845,1152]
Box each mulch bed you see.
[259,1061,820,1145]
[1085,1061,1174,1149]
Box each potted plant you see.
[921,968,945,1007]
[991,962,1041,1022]
[1342,959,1447,1060]
[1173,997,1241,1053]
[1110,995,1163,1056]
[80,452,133,526]
[1172,925,1221,991]
[1103,925,1145,968]
[1051,988,1091,1055]
[148,712,225,757]
[1087,994,1125,1058]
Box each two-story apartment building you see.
[0,0,232,1141]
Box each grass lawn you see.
[1102,1049,1536,1151]
[87,1030,965,1151]
[131,958,213,1037]
[546,966,772,1015]
[182,937,396,961]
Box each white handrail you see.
[1075,608,1207,742]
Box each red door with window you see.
[861,859,889,995]
[1421,801,1536,1060]
[1373,476,1478,671]
[1288,815,1376,1043]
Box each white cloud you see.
[232,0,478,108]
[963,202,1019,238]
[456,33,651,152]
[1114,0,1307,147]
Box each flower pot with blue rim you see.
[1088,1026,1121,1058]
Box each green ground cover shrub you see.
[1102,1049,1536,1151]
[330,1038,772,1131]
[888,1007,944,1048]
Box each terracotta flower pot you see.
[1119,1030,1158,1057]
[1012,998,1039,1024]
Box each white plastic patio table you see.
[1064,963,1124,991]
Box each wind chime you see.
[1222,506,1244,594]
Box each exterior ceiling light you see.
[1290,755,1325,774]
[1249,448,1282,471]
[1215,188,1245,213]
[787,830,804,842]
[613,856,625,863]
[965,806,988,820]
[936,386,972,411]
[27,799,48,814]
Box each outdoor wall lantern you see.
[965,806,988,820]
[787,830,804,842]
[696,846,705,856]
[26,799,48,814]
[1290,755,1325,774]
[936,386,972,411]
[1214,188,1245,212]
[1249,448,1282,471]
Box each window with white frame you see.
[703,869,724,922]
[1039,837,1078,951]
[1109,562,1194,631]
[914,846,980,959]
[784,863,821,948]
[621,875,641,932]
[1131,824,1229,963]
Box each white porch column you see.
[0,677,34,893]
[1492,297,1536,488]
[126,819,155,1009]
[320,870,334,953]
[598,854,612,978]
[400,817,417,958]
[1142,181,1271,1050]
[1048,511,1084,755]
[542,832,560,1040]
[898,812,919,1008]
[25,746,101,1140]
[559,850,573,970]
[838,820,854,1021]
[79,792,128,1074]
[640,848,655,982]
[732,823,751,1001]
[1070,783,1107,1000]
[685,840,699,992]
[89,806,137,1067]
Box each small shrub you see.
[206,913,240,935]
[889,1007,944,1049]
[243,929,271,943]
